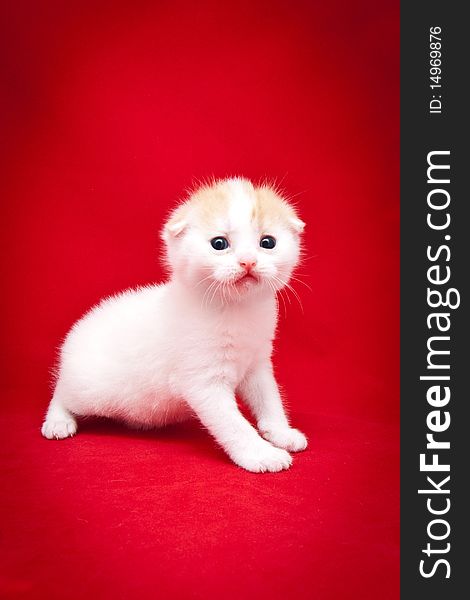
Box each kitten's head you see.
[162,177,305,303]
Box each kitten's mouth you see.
[234,272,259,286]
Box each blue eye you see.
[210,237,229,251]
[260,236,276,249]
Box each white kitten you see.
[42,177,308,472]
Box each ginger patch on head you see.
[253,184,305,234]
[164,177,305,238]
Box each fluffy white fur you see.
[42,177,307,472]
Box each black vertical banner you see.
[401,2,468,598]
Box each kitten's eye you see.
[260,236,276,249]
[210,237,229,251]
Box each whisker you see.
[288,275,312,292]
[269,279,285,319]
[194,273,214,289]
[275,277,291,305]
[267,276,288,317]
[287,284,304,313]
[272,274,304,314]
[209,280,222,306]
[283,283,304,314]
[278,287,289,317]
[202,279,217,309]
[271,283,280,317]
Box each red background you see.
[0,1,399,598]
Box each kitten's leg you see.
[185,386,292,472]
[238,361,308,452]
[41,393,77,440]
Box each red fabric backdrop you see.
[0,1,399,598]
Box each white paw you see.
[41,419,77,440]
[260,426,308,452]
[230,440,292,473]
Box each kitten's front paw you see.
[230,440,292,473]
[260,426,308,452]
[41,418,77,440]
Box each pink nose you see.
[239,259,257,271]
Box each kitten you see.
[42,177,308,472]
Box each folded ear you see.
[165,217,187,237]
[163,203,189,238]
[289,216,306,233]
